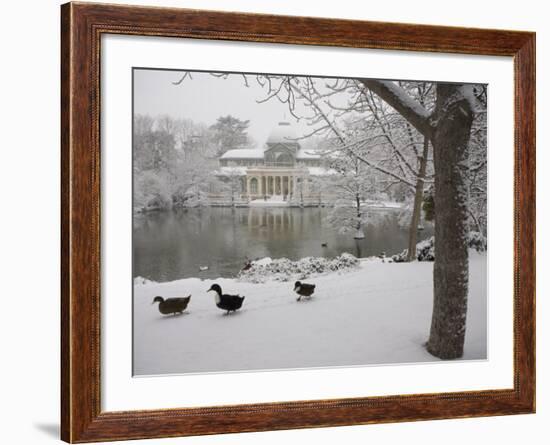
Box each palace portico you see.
[245,168,301,199]
[216,122,329,204]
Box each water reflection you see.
[133,207,433,282]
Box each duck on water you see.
[207,284,245,315]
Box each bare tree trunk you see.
[356,193,361,230]
[406,137,430,261]
[427,84,474,359]
[353,193,365,239]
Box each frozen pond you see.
[133,207,433,282]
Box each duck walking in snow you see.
[207,284,245,314]
[152,295,191,315]
[294,281,315,301]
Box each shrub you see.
[238,253,360,283]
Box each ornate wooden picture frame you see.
[61,2,535,442]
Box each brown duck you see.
[152,295,191,315]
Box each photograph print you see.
[132,68,487,376]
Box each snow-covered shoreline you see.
[134,251,487,376]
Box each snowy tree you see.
[361,80,477,359]
[465,85,487,242]
[133,114,220,210]
[134,169,173,212]
[210,115,251,156]
[358,82,435,260]
[217,168,244,207]
[171,132,220,208]
[133,115,179,210]
[317,121,375,238]
[134,124,177,174]
[325,155,372,238]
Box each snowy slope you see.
[134,252,486,375]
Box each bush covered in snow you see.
[468,231,487,252]
[392,231,487,263]
[134,276,154,286]
[238,253,360,283]
[392,237,435,263]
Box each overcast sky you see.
[133,69,317,146]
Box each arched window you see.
[276,152,294,166]
[250,177,259,194]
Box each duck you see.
[207,284,245,314]
[321,242,328,247]
[152,295,191,315]
[294,281,315,301]
[378,251,386,263]
[199,266,209,272]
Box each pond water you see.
[133,207,433,282]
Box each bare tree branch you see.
[359,79,434,138]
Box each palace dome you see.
[266,121,300,146]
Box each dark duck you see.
[294,281,315,301]
[152,295,191,315]
[207,284,245,314]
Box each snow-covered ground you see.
[133,251,486,376]
[363,200,404,209]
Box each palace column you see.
[286,175,290,196]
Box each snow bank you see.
[363,200,404,210]
[238,253,360,283]
[134,276,154,286]
[253,257,273,266]
[392,232,487,263]
[392,237,435,262]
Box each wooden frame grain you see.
[61,2,536,442]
